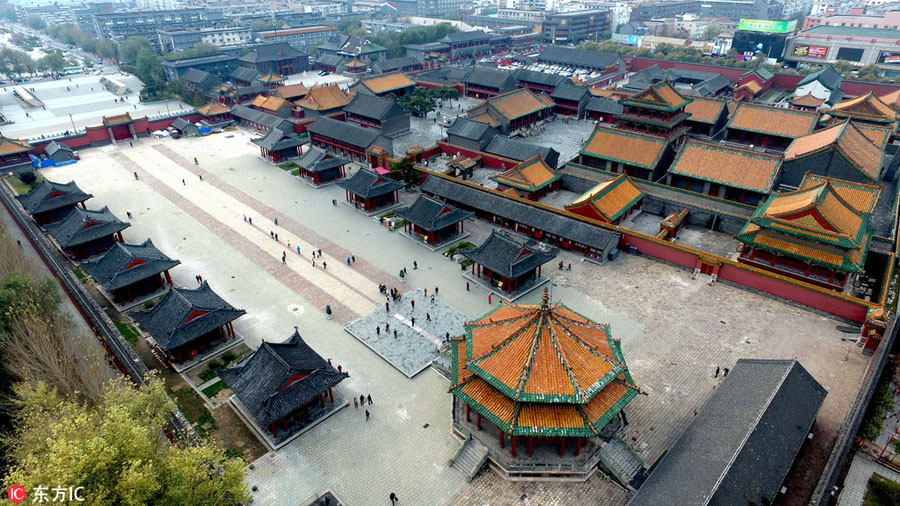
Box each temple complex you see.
[565,174,644,225]
[395,194,473,248]
[463,230,557,297]
[81,239,179,305]
[17,180,92,224]
[44,206,130,260]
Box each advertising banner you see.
[738,19,798,34]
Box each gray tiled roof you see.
[80,239,180,291]
[218,330,348,426]
[45,140,73,158]
[628,359,827,506]
[229,66,259,83]
[484,136,559,168]
[442,30,491,43]
[538,46,623,70]
[415,66,471,86]
[344,93,406,121]
[238,42,304,64]
[337,168,404,198]
[180,68,222,91]
[550,83,588,102]
[251,128,304,151]
[318,34,350,52]
[17,180,92,215]
[463,67,515,90]
[395,194,473,232]
[170,118,199,135]
[297,146,350,173]
[373,56,418,73]
[463,229,557,279]
[315,54,345,67]
[798,65,842,90]
[44,206,129,248]
[422,175,618,253]
[130,281,245,352]
[689,74,732,97]
[230,105,294,131]
[446,117,496,142]
[307,117,392,153]
[585,97,623,115]
[235,83,268,96]
[513,69,565,87]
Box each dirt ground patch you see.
[211,401,267,463]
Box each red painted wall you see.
[437,141,519,170]
[717,263,869,322]
[620,233,698,270]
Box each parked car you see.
[318,70,329,76]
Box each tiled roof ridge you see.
[545,317,588,402]
[468,309,540,364]
[511,313,543,401]
[574,404,601,436]
[684,138,782,161]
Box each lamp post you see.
[68,112,76,132]
[164,97,170,115]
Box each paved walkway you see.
[839,452,900,506]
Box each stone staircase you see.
[450,435,489,481]
[598,437,646,490]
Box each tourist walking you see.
[723,368,729,377]
[323,261,327,270]
[393,330,397,338]
[360,394,365,406]
[352,255,356,263]
[431,295,435,304]
[134,172,139,180]
[274,217,278,226]
[194,157,198,165]
[297,246,301,255]
[390,492,398,505]
[466,281,469,291]
[411,317,415,326]
[347,257,351,266]
[365,410,370,421]
[413,261,418,270]
[435,286,439,295]
[488,294,492,304]
[367,394,372,405]
[385,302,390,312]
[715,367,720,378]
[248,217,252,225]
[275,233,278,241]
[354,398,358,408]
[270,231,274,239]
[376,326,380,336]
[426,313,431,322]
[411,299,415,310]
[182,178,185,185]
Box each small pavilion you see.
[450,289,640,460]
[196,102,233,127]
[491,155,561,201]
[296,146,350,186]
[80,239,180,305]
[131,281,246,365]
[252,128,304,163]
[395,194,473,247]
[463,230,557,296]
[17,180,92,224]
[337,168,405,212]
[256,72,286,89]
[0,134,32,168]
[219,329,348,441]
[44,206,130,260]
[103,113,136,143]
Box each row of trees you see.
[369,23,459,58]
[397,86,459,117]
[46,24,117,61]
[0,218,249,503]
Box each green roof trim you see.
[736,222,869,273]
[588,387,638,433]
[587,176,646,221]
[619,81,692,113]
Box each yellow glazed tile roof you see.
[565,174,644,222]
[669,140,782,192]
[727,103,817,138]
[361,72,415,94]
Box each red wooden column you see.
[271,424,278,438]
[219,326,227,342]
[477,412,482,430]
[159,274,166,290]
[282,417,288,431]
[117,232,124,242]
[466,404,470,422]
[559,438,565,457]
[319,393,325,408]
[329,388,334,403]
[164,271,173,285]
[528,436,533,457]
[499,429,504,448]
[575,437,582,457]
[511,435,517,457]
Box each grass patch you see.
[198,369,217,382]
[460,258,474,269]
[278,162,298,171]
[224,448,244,460]
[196,411,217,438]
[168,387,208,425]
[864,474,900,506]
[457,241,476,250]
[114,320,140,344]
[73,267,88,284]
[7,173,44,195]
[202,380,229,399]
[290,168,300,176]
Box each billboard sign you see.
[878,51,900,65]
[738,19,798,34]
[793,45,827,58]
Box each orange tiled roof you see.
[360,72,415,94]
[799,173,882,215]
[0,135,30,155]
[273,83,308,100]
[489,88,554,121]
[581,127,668,169]
[196,102,231,116]
[736,80,762,95]
[744,227,853,269]
[761,183,865,242]
[852,122,891,149]
[879,89,900,110]
[451,291,639,436]
[295,84,352,111]
[790,93,825,108]
[621,80,691,112]
[492,155,560,192]
[684,97,726,124]
[727,103,817,138]
[463,292,632,404]
[669,140,782,193]
[784,121,882,181]
[565,174,644,222]
[828,92,897,123]
[102,113,133,127]
[256,72,285,84]
[469,112,500,127]
[588,87,618,98]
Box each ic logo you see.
[8,485,26,503]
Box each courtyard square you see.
[35,129,872,506]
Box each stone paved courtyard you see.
[345,289,469,377]
[34,129,872,506]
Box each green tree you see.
[702,23,720,41]
[2,378,250,506]
[26,15,45,31]
[118,36,153,65]
[389,157,418,187]
[857,63,881,82]
[398,90,436,117]
[37,51,68,72]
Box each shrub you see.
[208,359,223,370]
[143,299,155,309]
[19,171,36,185]
[222,351,236,363]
